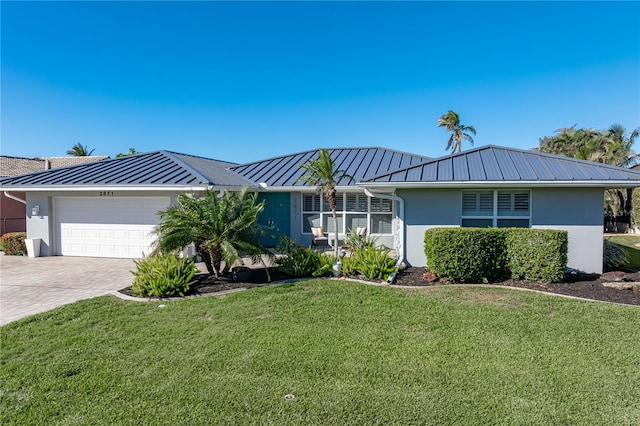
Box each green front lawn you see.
[2,280,639,425]
[605,234,640,269]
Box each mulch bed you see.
[392,268,640,306]
[120,267,640,306]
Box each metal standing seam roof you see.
[363,145,640,186]
[0,151,255,189]
[230,147,431,188]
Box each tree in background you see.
[298,149,353,260]
[66,142,95,156]
[538,125,638,167]
[437,110,476,154]
[537,125,640,228]
[153,188,270,278]
[116,148,138,157]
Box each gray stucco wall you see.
[25,191,182,257]
[531,187,604,274]
[398,188,461,267]
[398,187,605,274]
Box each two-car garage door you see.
[54,197,170,258]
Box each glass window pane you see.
[370,214,392,234]
[461,218,493,228]
[323,213,344,233]
[497,191,529,216]
[346,214,367,231]
[303,213,321,233]
[371,198,392,212]
[346,193,367,212]
[497,192,512,215]
[497,219,530,228]
[322,192,344,212]
[303,194,320,212]
[462,191,493,216]
[513,192,530,215]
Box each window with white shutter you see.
[462,190,530,228]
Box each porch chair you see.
[311,227,329,247]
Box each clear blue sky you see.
[2,1,639,163]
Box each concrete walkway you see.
[0,254,135,325]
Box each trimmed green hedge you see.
[424,228,568,283]
[505,228,567,282]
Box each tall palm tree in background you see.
[66,142,95,156]
[437,110,477,154]
[298,149,353,259]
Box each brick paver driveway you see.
[0,254,135,325]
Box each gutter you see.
[360,180,640,189]
[362,188,404,283]
[3,191,27,205]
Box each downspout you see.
[363,188,404,283]
[3,191,27,205]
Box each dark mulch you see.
[392,268,640,306]
[120,267,640,306]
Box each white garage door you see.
[54,196,170,258]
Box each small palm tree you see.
[437,110,476,154]
[66,142,95,156]
[153,187,270,278]
[298,149,353,259]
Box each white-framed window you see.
[461,190,530,228]
[302,192,394,235]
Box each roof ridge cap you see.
[158,151,214,185]
[165,150,238,166]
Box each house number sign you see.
[99,191,115,197]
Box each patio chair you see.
[311,227,329,247]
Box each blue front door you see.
[257,193,291,247]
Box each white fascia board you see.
[257,185,361,192]
[358,180,640,189]
[1,185,211,192]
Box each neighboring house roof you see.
[0,151,253,190]
[0,156,45,177]
[362,145,640,188]
[231,147,431,188]
[0,155,108,177]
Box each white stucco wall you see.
[398,187,605,274]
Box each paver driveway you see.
[0,254,135,325]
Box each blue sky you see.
[2,1,639,163]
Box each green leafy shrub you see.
[424,228,568,283]
[0,232,27,256]
[505,229,567,282]
[130,253,198,297]
[604,239,629,270]
[424,228,507,283]
[344,231,377,251]
[342,246,397,280]
[275,237,333,278]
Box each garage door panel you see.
[55,197,169,258]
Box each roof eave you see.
[0,184,256,192]
[358,180,640,189]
